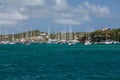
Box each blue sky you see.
[0,0,120,34]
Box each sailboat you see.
[61,25,67,44]
[24,27,31,45]
[68,25,72,45]
[47,26,53,44]
[47,26,58,44]
[47,26,52,44]
[104,27,113,44]
[112,30,119,44]
[84,26,92,45]
[1,32,10,44]
[29,27,34,43]
[84,40,91,45]
[67,25,79,45]
[9,33,16,44]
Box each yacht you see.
[67,25,78,45]
[104,27,112,45]
[105,39,113,44]
[85,40,92,45]
[9,33,16,44]
[84,26,92,45]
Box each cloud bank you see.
[0,0,113,26]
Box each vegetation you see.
[90,28,120,42]
[0,30,47,41]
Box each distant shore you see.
[0,28,120,44]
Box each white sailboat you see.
[84,40,91,45]
[25,27,31,45]
[9,33,16,44]
[47,26,52,44]
[104,27,112,45]
[1,32,9,44]
[113,30,119,44]
[67,25,79,45]
[47,26,53,44]
[47,26,58,44]
[84,26,92,45]
[68,25,72,45]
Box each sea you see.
[0,44,120,80]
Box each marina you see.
[0,27,120,45]
[0,0,120,80]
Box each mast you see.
[61,30,64,40]
[105,27,107,42]
[48,26,50,40]
[4,31,6,42]
[30,27,32,41]
[26,27,29,41]
[37,30,40,42]
[0,29,1,42]
[22,32,24,40]
[12,32,15,42]
[65,24,67,40]
[86,26,88,41]
[56,27,59,41]
[69,25,72,41]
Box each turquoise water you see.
[0,44,120,80]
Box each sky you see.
[0,0,120,34]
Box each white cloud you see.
[52,1,112,25]
[82,15,91,22]
[20,7,27,12]
[81,1,112,17]
[0,21,17,25]
[53,0,68,10]
[54,18,81,25]
[0,12,28,25]
[0,0,113,26]
[0,0,45,6]
[0,12,27,20]
[20,0,45,6]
